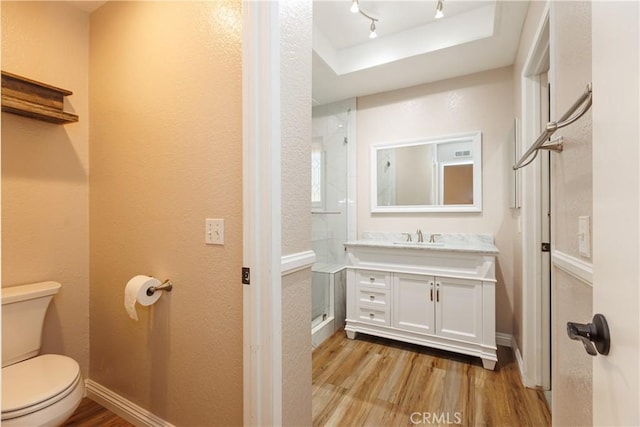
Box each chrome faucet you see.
[416,229,424,243]
[402,232,413,242]
[429,233,441,243]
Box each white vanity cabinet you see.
[345,237,498,370]
[394,274,483,343]
[352,270,392,326]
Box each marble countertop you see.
[344,232,499,255]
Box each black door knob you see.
[567,313,610,356]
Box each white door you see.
[393,273,434,334]
[435,277,482,344]
[591,3,640,424]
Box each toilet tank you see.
[1,281,62,367]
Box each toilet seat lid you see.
[2,354,80,415]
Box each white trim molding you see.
[551,249,593,286]
[281,250,316,276]
[510,335,528,386]
[519,3,551,390]
[495,332,513,348]
[242,1,283,425]
[85,380,175,427]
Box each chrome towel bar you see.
[513,83,592,170]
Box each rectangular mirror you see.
[371,131,482,213]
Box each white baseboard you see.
[495,332,513,348]
[85,379,175,427]
[510,335,531,387]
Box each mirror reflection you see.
[371,132,482,213]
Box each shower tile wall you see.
[311,100,351,265]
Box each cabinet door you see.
[393,273,435,334]
[435,277,482,343]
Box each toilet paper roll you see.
[124,275,162,321]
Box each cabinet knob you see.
[369,312,375,318]
[370,295,375,300]
[369,277,375,282]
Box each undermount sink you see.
[392,241,445,247]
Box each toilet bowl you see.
[1,282,84,427]
[2,355,84,427]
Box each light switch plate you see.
[578,216,590,257]
[205,218,224,245]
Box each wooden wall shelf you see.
[1,71,79,124]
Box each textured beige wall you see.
[357,67,516,335]
[551,270,592,426]
[281,1,313,257]
[551,1,592,258]
[510,0,546,352]
[279,1,313,425]
[549,1,593,424]
[281,269,312,426]
[89,2,243,425]
[1,1,90,377]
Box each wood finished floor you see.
[312,330,551,427]
[63,398,134,427]
[66,331,551,427]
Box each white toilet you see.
[1,282,84,427]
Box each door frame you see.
[242,1,283,424]
[519,3,551,390]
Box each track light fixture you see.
[369,19,377,39]
[435,0,444,19]
[350,1,379,40]
[350,0,359,13]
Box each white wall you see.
[356,66,516,334]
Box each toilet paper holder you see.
[146,279,173,296]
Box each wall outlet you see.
[205,218,224,245]
[578,216,590,257]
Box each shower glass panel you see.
[311,99,352,343]
[311,270,330,329]
[311,102,350,265]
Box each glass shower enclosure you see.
[310,98,355,347]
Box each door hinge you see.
[242,267,250,285]
[541,243,551,252]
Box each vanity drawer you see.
[357,288,389,308]
[356,305,390,326]
[355,270,391,289]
